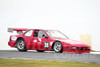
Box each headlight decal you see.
[11,36,17,41]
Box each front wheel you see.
[16,39,27,52]
[53,42,63,53]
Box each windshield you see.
[46,30,69,39]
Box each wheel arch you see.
[15,37,25,47]
[51,40,62,50]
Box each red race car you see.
[8,28,90,53]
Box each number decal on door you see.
[44,42,49,48]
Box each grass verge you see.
[0,58,100,67]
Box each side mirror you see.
[42,34,48,38]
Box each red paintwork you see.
[8,28,90,53]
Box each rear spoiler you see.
[8,28,29,35]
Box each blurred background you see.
[0,0,100,51]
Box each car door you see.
[38,30,49,50]
[33,30,50,50]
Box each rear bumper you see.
[8,41,16,47]
[63,47,90,53]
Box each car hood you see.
[56,39,89,47]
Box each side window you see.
[38,30,47,38]
[24,30,33,37]
[33,30,39,37]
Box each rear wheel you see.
[36,50,45,52]
[16,39,27,52]
[53,42,63,53]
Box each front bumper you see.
[63,46,90,53]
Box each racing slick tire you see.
[53,42,63,53]
[16,39,27,52]
[36,50,45,52]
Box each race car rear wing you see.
[8,28,29,35]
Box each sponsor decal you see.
[50,42,53,46]
[38,38,41,42]
[33,40,37,42]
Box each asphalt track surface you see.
[0,50,100,63]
